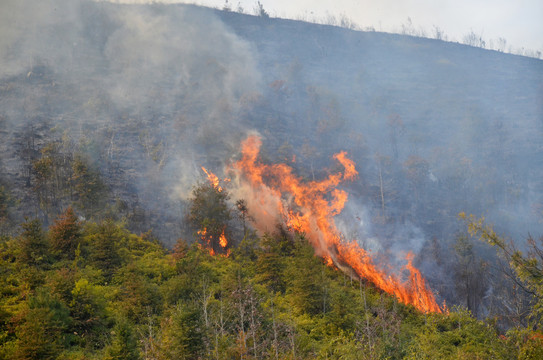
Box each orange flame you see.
[230,135,443,313]
[202,166,222,192]
[197,227,208,238]
[197,227,215,256]
[197,227,230,257]
[219,230,228,248]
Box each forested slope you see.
[1,204,540,359]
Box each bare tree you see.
[496,37,507,52]
[432,25,447,41]
[463,30,486,48]
[254,1,269,19]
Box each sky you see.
[109,0,543,54]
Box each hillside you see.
[1,0,543,340]
[1,209,540,359]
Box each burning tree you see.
[188,177,231,256]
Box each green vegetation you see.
[0,204,541,358]
[462,213,543,329]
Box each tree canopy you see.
[0,208,540,359]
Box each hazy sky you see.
[110,0,543,53]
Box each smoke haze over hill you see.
[106,0,543,55]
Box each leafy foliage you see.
[49,207,81,259]
[462,213,543,328]
[0,208,538,358]
[18,218,50,267]
[406,308,511,359]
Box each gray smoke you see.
[0,0,263,242]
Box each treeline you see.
[0,127,153,238]
[1,127,107,227]
[220,1,542,59]
[1,193,542,359]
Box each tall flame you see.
[219,230,228,248]
[230,135,443,313]
[202,166,222,192]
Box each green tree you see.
[71,154,106,219]
[404,155,429,202]
[462,213,543,328]
[163,243,208,304]
[13,288,71,360]
[254,1,269,18]
[86,220,123,279]
[507,327,543,360]
[286,238,327,315]
[32,147,56,215]
[31,142,72,217]
[114,263,162,323]
[256,234,289,293]
[155,304,205,359]
[18,218,49,266]
[69,277,109,344]
[0,184,14,233]
[405,308,512,359]
[171,237,189,261]
[104,318,140,360]
[49,206,81,259]
[236,199,251,236]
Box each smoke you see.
[0,0,83,79]
[103,4,261,115]
[0,0,262,242]
[0,0,261,126]
[336,200,426,258]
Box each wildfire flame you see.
[219,230,228,248]
[197,227,230,257]
[197,227,215,256]
[198,168,230,257]
[229,135,443,313]
[202,166,222,192]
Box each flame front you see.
[231,135,443,313]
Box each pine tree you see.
[87,219,123,278]
[71,154,106,219]
[49,206,81,259]
[13,288,70,360]
[18,218,49,266]
[104,318,141,360]
[156,304,205,359]
[286,238,325,315]
[256,234,287,293]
